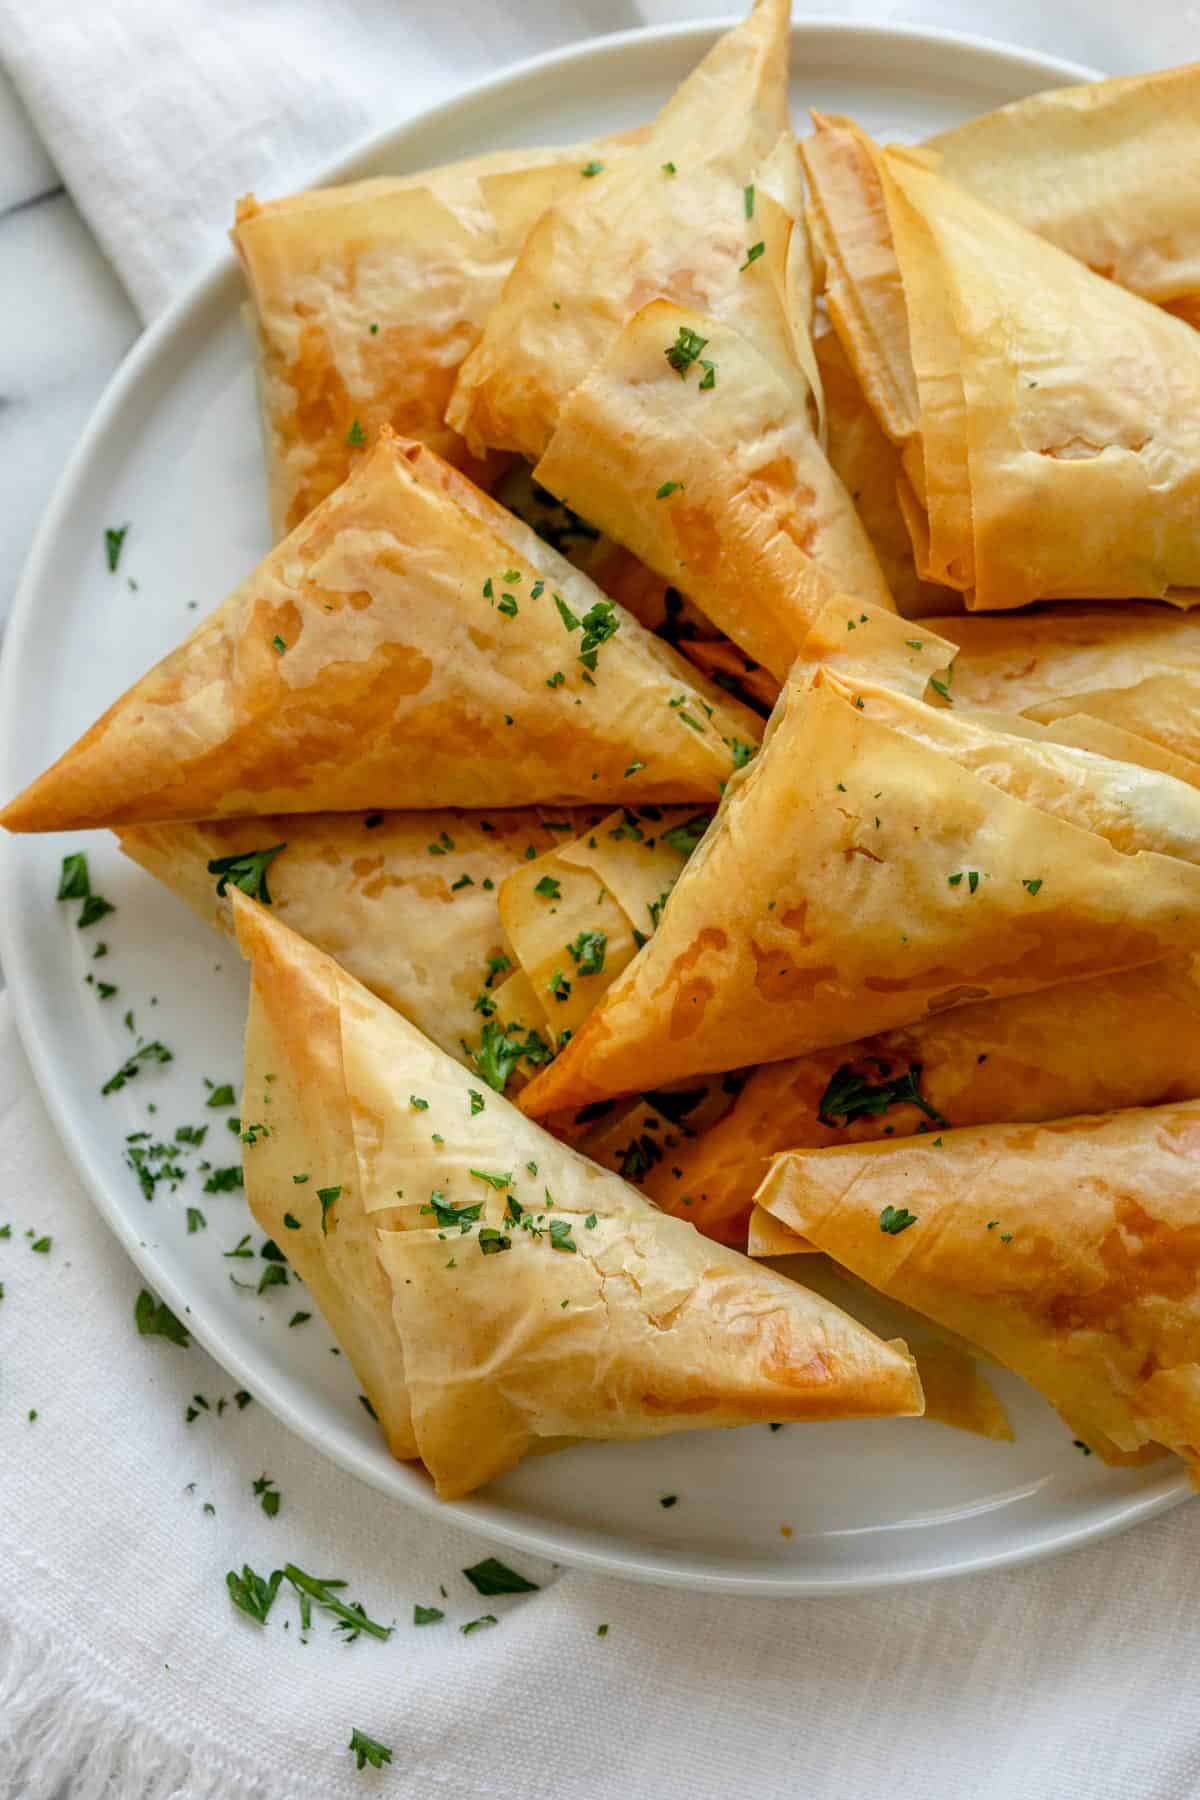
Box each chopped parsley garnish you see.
[461,1615,498,1635]
[413,1604,444,1625]
[1023,878,1043,896]
[534,875,561,900]
[661,814,709,858]
[879,1205,918,1235]
[468,1089,486,1116]
[817,1061,947,1130]
[484,953,511,989]
[660,1494,678,1509]
[450,873,474,891]
[619,1135,663,1181]
[409,1095,429,1111]
[282,1564,391,1641]
[724,737,756,770]
[548,1218,577,1254]
[467,1019,550,1092]
[203,1166,243,1194]
[271,635,287,655]
[359,1394,379,1421]
[187,1208,206,1233]
[580,160,604,177]
[346,419,367,446]
[906,639,924,651]
[665,325,709,379]
[661,161,676,174]
[624,761,646,778]
[422,1194,483,1231]
[567,929,607,976]
[478,1227,512,1255]
[226,1564,282,1625]
[739,241,765,271]
[547,969,571,1002]
[348,1730,393,1772]
[206,1083,236,1108]
[252,1474,281,1518]
[577,599,618,670]
[78,894,115,929]
[134,1288,190,1347]
[101,1041,173,1096]
[57,852,91,901]
[463,1557,540,1596]
[223,1234,253,1259]
[546,671,566,689]
[497,594,518,618]
[554,594,580,633]
[428,830,455,855]
[655,481,683,500]
[744,183,755,218]
[948,873,963,887]
[258,1264,288,1295]
[289,1311,311,1328]
[317,1186,341,1234]
[105,525,129,572]
[469,1169,512,1190]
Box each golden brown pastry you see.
[118,808,603,1067]
[931,604,1200,773]
[447,0,796,462]
[923,65,1200,325]
[519,665,1200,1116]
[815,328,958,619]
[645,957,1200,1247]
[496,805,707,1037]
[530,294,893,679]
[234,137,644,536]
[233,892,924,1499]
[2,436,760,832]
[758,1100,1200,1472]
[805,117,1200,610]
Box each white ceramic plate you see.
[2,19,1187,1596]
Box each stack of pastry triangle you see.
[449,0,799,463]
[803,115,1200,609]
[921,64,1200,327]
[233,891,923,1497]
[519,609,1200,1116]
[1,434,760,831]
[644,956,1200,1249]
[234,133,647,537]
[758,1101,1200,1473]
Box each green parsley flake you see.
[414,1603,445,1625]
[105,525,129,572]
[739,241,765,271]
[567,929,607,976]
[534,875,561,900]
[655,480,683,500]
[346,419,367,446]
[1023,878,1043,896]
[463,1557,540,1595]
[318,1186,341,1234]
[879,1205,918,1235]
[134,1288,190,1347]
[57,852,91,901]
[744,183,755,218]
[271,635,287,655]
[665,325,709,379]
[580,160,604,178]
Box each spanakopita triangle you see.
[447,0,795,462]
[2,436,759,832]
[759,1101,1200,1472]
[232,893,923,1499]
[519,665,1200,1115]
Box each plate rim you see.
[5,16,1184,1599]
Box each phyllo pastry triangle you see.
[645,958,1200,1248]
[447,0,796,462]
[804,118,1200,610]
[923,65,1200,327]
[233,892,923,1498]
[758,1100,1200,1473]
[2,435,759,833]
[518,661,1200,1115]
[235,135,645,537]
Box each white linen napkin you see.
[2,3,1200,1797]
